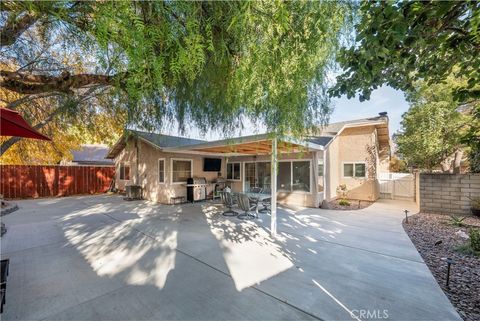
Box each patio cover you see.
[164,134,324,237]
[0,108,51,140]
[162,133,324,155]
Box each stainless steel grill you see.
[186,177,207,202]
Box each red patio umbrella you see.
[0,108,51,140]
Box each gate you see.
[378,172,415,201]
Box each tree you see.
[395,78,474,172]
[331,1,480,102]
[389,155,407,173]
[1,1,353,160]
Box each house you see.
[61,144,114,166]
[106,113,390,207]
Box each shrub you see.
[470,228,480,252]
[339,199,350,206]
[449,215,466,227]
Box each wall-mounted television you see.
[203,158,222,172]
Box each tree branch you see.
[0,70,122,94]
[1,12,39,47]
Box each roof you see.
[106,130,206,159]
[72,145,113,165]
[106,114,389,158]
[303,115,389,149]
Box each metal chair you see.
[259,188,271,213]
[220,191,238,216]
[250,187,263,193]
[237,193,257,220]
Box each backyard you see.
[1,195,460,321]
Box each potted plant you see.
[470,197,480,217]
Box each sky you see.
[163,85,410,141]
[330,86,409,135]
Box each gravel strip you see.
[403,213,480,321]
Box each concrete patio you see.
[1,195,460,321]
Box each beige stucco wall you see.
[325,126,381,202]
[115,138,226,204]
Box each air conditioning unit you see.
[124,185,142,201]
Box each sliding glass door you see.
[244,160,311,193]
[244,162,271,192]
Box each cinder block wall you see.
[420,173,480,215]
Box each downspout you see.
[135,138,139,185]
[323,148,327,203]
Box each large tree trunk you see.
[440,158,452,173]
[0,70,118,95]
[452,149,463,174]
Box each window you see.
[343,162,367,178]
[119,163,130,180]
[277,161,311,192]
[318,159,324,176]
[227,162,241,180]
[171,159,192,183]
[277,162,291,191]
[292,161,310,192]
[158,159,165,183]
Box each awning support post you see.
[270,137,277,237]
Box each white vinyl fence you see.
[378,172,415,201]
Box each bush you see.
[449,215,466,227]
[470,228,480,252]
[339,199,350,206]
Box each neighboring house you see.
[106,113,390,207]
[61,144,114,166]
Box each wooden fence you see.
[0,165,115,199]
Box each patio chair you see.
[1,258,9,314]
[220,191,238,217]
[237,193,257,220]
[259,188,271,213]
[248,187,262,208]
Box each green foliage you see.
[338,199,350,206]
[470,228,480,252]
[394,77,473,171]
[331,1,480,103]
[4,1,354,137]
[389,155,407,172]
[449,215,467,227]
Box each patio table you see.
[245,192,271,215]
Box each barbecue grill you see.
[186,177,207,202]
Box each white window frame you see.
[158,158,166,184]
[227,162,241,181]
[318,159,324,176]
[342,161,367,178]
[119,162,131,181]
[170,158,193,184]
[278,159,312,194]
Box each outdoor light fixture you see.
[404,209,409,223]
[445,258,455,287]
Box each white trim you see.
[158,158,166,184]
[342,161,367,178]
[226,162,242,181]
[170,158,193,184]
